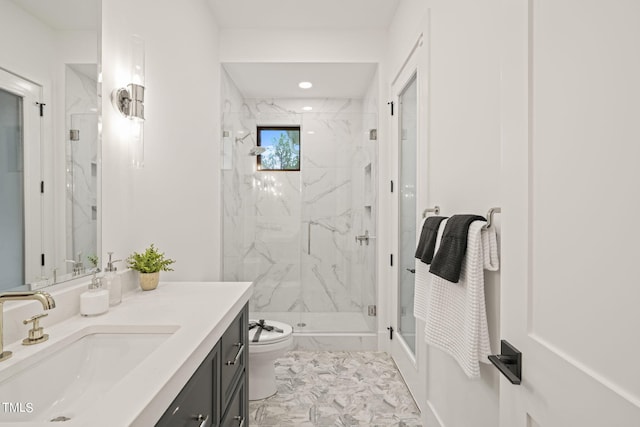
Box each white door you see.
[390,42,425,403]
[499,0,640,425]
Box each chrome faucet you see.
[65,252,85,276]
[0,291,56,362]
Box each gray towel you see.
[429,214,485,283]
[415,216,448,264]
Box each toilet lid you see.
[248,319,293,345]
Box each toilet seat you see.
[248,319,293,345]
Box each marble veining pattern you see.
[249,351,423,426]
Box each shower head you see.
[235,133,252,143]
[233,132,265,155]
[248,146,266,156]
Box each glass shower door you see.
[299,112,377,333]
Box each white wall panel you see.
[101,0,221,280]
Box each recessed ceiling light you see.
[302,106,313,111]
[307,130,315,134]
[298,81,313,89]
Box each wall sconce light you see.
[112,35,145,168]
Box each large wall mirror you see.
[0,0,101,291]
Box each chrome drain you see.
[50,416,71,422]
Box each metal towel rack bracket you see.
[484,207,501,229]
[422,206,440,218]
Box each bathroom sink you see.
[0,325,177,423]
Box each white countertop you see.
[0,281,253,427]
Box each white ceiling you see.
[223,63,377,99]
[7,0,99,30]
[208,0,399,30]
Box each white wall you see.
[386,1,502,426]
[0,0,54,84]
[101,0,221,280]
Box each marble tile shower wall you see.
[65,66,98,267]
[221,69,378,332]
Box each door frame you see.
[388,32,429,411]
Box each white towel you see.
[414,218,448,322]
[424,220,499,379]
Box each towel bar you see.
[422,206,440,218]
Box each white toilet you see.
[248,319,293,400]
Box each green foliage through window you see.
[257,126,300,171]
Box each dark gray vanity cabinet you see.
[155,344,218,427]
[156,304,248,427]
[220,379,247,427]
[220,306,247,411]
[220,306,248,427]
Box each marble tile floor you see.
[249,351,423,427]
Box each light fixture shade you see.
[131,35,145,86]
[111,34,146,168]
[130,118,144,169]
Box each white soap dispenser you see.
[104,252,123,306]
[80,270,109,316]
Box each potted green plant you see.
[127,244,175,291]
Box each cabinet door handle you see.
[233,415,245,427]
[193,413,209,427]
[226,342,244,365]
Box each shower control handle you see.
[355,230,376,246]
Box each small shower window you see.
[256,126,301,171]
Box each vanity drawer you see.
[220,375,247,427]
[156,344,218,427]
[220,305,247,409]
